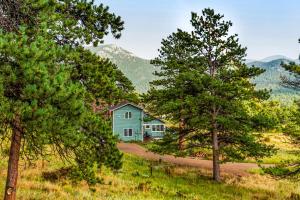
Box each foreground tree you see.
[145,8,275,181]
[0,1,131,199]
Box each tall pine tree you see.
[145,8,275,182]
[0,1,131,199]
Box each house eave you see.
[109,102,143,112]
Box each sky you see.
[97,0,300,60]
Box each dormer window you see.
[125,112,132,119]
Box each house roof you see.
[109,101,165,124]
[108,101,143,111]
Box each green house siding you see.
[112,105,143,141]
[143,119,165,138]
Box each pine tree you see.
[271,39,300,176]
[281,39,300,89]
[144,29,199,151]
[69,46,138,105]
[0,1,130,199]
[145,8,275,182]
[281,39,300,142]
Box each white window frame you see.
[124,111,132,119]
[123,128,133,137]
[151,124,165,132]
[144,124,151,129]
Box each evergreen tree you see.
[69,47,138,105]
[0,0,124,46]
[0,0,134,103]
[281,37,300,89]
[145,8,275,182]
[270,39,300,177]
[281,40,300,141]
[0,1,130,199]
[144,29,199,151]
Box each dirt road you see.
[118,142,264,176]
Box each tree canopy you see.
[144,8,275,181]
[0,1,134,199]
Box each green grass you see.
[0,153,299,200]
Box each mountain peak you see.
[99,44,135,57]
[260,55,294,62]
[86,44,137,60]
[87,44,156,93]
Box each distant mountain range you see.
[88,44,300,101]
[248,59,300,99]
[256,55,299,63]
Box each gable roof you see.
[109,102,165,124]
[109,101,143,111]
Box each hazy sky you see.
[97,0,300,60]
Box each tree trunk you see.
[4,117,22,200]
[178,118,185,151]
[178,133,184,151]
[212,130,221,182]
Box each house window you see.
[145,125,150,129]
[124,129,133,137]
[125,112,132,119]
[152,125,164,132]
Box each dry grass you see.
[0,132,299,200]
[0,153,299,200]
[226,174,300,197]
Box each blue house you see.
[109,102,165,142]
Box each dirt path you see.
[117,142,263,176]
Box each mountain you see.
[260,55,294,63]
[245,59,257,64]
[249,59,300,100]
[88,44,156,93]
[89,44,300,101]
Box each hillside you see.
[259,55,295,63]
[88,45,157,93]
[248,59,300,101]
[89,45,300,100]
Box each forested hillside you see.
[249,59,300,101]
[91,44,300,101]
[88,45,156,93]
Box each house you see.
[109,102,165,142]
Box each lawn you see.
[0,153,299,200]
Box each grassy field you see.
[260,132,300,164]
[0,152,299,200]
